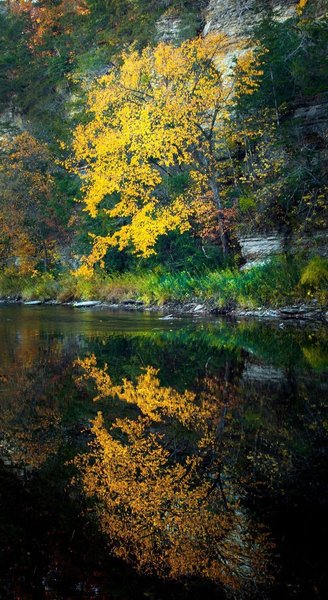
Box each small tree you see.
[71,34,261,273]
[0,132,65,273]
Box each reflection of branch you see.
[176,460,194,484]
[206,466,230,512]
[217,471,230,512]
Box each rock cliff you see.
[200,0,328,257]
[204,0,299,38]
[204,0,327,36]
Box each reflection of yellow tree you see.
[75,357,271,591]
[76,355,212,429]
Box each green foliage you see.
[94,256,315,308]
[21,273,60,302]
[244,16,328,112]
[0,269,28,298]
[234,13,328,235]
[301,257,328,289]
[238,194,257,215]
[0,10,25,103]
[148,231,226,273]
[56,272,100,302]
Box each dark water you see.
[0,305,327,599]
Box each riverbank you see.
[1,297,327,323]
[0,256,327,321]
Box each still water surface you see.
[0,306,327,599]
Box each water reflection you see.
[75,357,272,593]
[0,306,327,598]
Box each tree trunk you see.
[41,239,49,272]
[210,175,229,255]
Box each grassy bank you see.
[0,256,327,309]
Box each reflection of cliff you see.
[0,339,77,469]
[243,362,286,384]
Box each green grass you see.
[0,256,327,309]
[299,256,328,304]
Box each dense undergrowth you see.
[1,256,327,309]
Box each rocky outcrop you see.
[202,1,326,73]
[233,304,327,322]
[293,93,328,144]
[239,234,283,268]
[204,0,299,38]
[0,104,24,136]
[200,1,328,259]
[156,4,201,43]
[239,230,328,268]
[156,13,186,42]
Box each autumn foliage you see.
[74,355,272,591]
[8,0,89,47]
[0,132,58,273]
[71,34,262,274]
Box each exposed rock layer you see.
[204,0,299,37]
[239,230,328,269]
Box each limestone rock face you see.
[155,4,201,44]
[204,0,299,38]
[200,1,302,80]
[0,105,24,136]
[156,13,186,42]
[239,234,283,268]
[293,94,328,141]
[239,230,328,268]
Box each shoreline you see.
[1,297,327,323]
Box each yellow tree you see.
[71,34,262,273]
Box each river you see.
[0,305,327,599]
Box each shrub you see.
[22,273,60,301]
[300,257,328,290]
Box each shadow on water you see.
[0,305,327,599]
